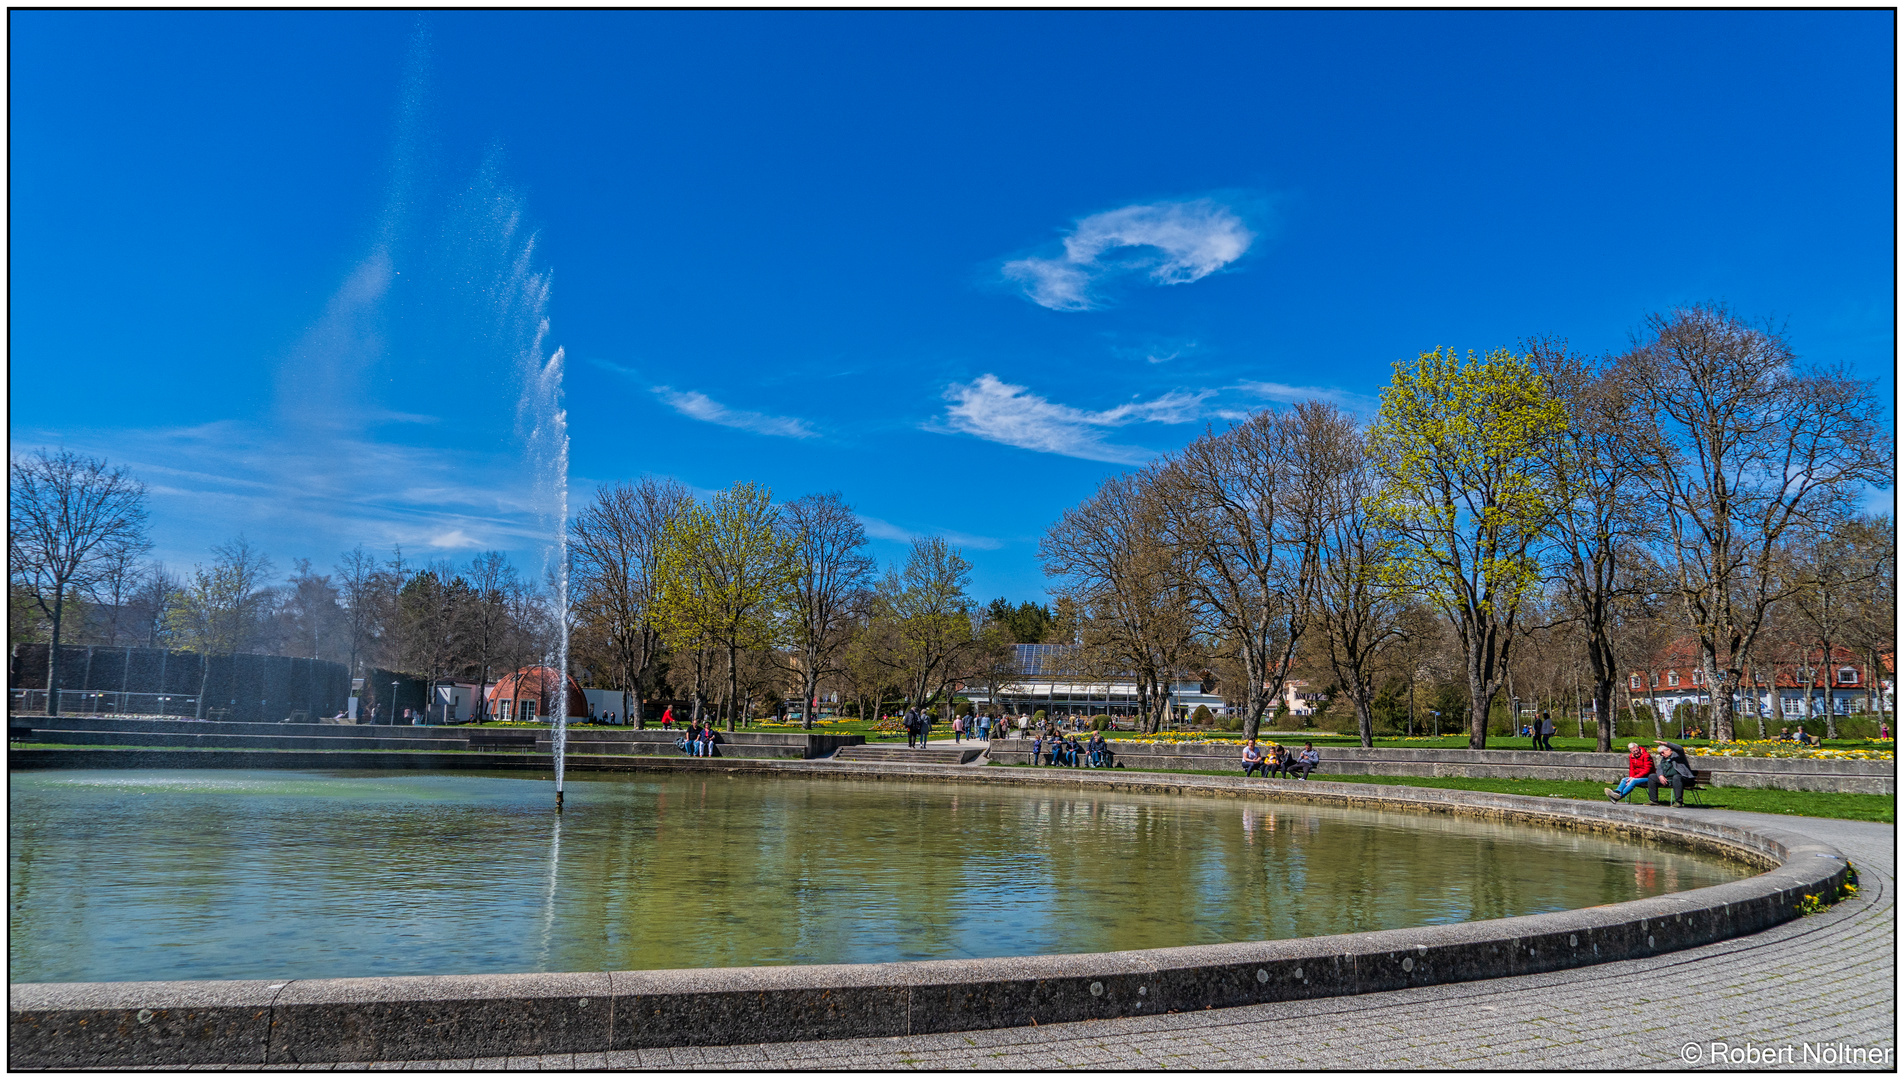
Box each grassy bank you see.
[991,762,1894,823]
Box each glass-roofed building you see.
[962,643,1227,720]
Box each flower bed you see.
[1699,739,1894,762]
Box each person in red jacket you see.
[1605,743,1656,802]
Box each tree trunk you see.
[800,649,819,732]
[1592,682,1614,753]
[724,643,739,732]
[196,652,211,720]
[45,591,67,716]
[1820,640,1840,740]
[1466,662,1491,750]
[1354,681,1374,749]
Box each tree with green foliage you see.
[652,482,796,731]
[1368,347,1564,749]
[864,537,994,721]
[985,597,1054,644]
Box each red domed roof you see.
[487,666,588,720]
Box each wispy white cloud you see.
[856,514,1003,551]
[1235,380,1379,415]
[652,387,818,439]
[1003,199,1255,311]
[10,421,552,572]
[934,374,1212,464]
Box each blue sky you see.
[11,11,1895,603]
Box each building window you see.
[1839,667,1859,686]
[521,700,538,721]
[1783,698,1800,716]
[1650,675,1660,688]
[1630,675,1642,690]
[1691,669,1703,686]
[498,700,512,720]
[1666,671,1679,687]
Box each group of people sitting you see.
[675,721,721,757]
[1605,740,1696,807]
[1240,739,1320,780]
[1777,727,1820,747]
[1030,731,1112,768]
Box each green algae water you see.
[8,769,1751,983]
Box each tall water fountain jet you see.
[507,240,570,811]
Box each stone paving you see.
[170,812,1893,1071]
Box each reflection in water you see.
[8,769,1752,984]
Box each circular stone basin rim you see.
[6,769,1852,1068]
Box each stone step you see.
[833,745,983,765]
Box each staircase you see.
[833,744,985,765]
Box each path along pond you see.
[9,769,1753,984]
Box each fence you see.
[10,690,202,718]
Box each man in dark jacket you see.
[1647,741,1694,807]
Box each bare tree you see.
[571,477,690,728]
[168,537,275,718]
[1041,468,1196,735]
[1843,515,1896,723]
[462,550,520,721]
[1530,339,1650,751]
[1788,514,1888,738]
[126,563,183,650]
[9,449,151,714]
[277,559,343,661]
[334,545,382,678]
[1621,303,1890,741]
[1160,412,1319,741]
[1298,401,1404,749]
[778,492,876,730]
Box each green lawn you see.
[990,762,1894,823]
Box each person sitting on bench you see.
[1087,733,1110,768]
[1647,740,1693,807]
[1605,742,1656,802]
[1289,742,1321,780]
[1242,739,1269,777]
[1267,742,1295,778]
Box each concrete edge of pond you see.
[7,764,1856,1068]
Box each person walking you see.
[952,714,965,744]
[661,705,675,730]
[1536,712,1555,751]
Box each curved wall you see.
[7,765,1853,1067]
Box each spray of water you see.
[501,232,570,809]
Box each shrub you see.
[1190,704,1214,727]
[1090,714,1110,731]
[1033,709,1048,725]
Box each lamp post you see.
[391,681,400,726]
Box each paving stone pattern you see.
[167,812,1892,1071]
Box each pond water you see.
[8,769,1752,983]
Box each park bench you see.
[1684,769,1712,806]
[468,732,539,752]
